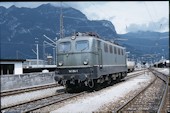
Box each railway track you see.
[21,71,146,113]
[1,70,147,113]
[125,71,145,80]
[1,91,86,113]
[165,86,170,113]
[1,70,144,97]
[152,69,169,113]
[1,83,59,97]
[113,68,168,113]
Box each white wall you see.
[1,72,56,91]
[14,63,23,74]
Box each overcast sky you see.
[0,1,169,34]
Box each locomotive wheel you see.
[65,80,87,93]
[65,83,80,93]
[107,76,112,85]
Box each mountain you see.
[118,31,169,61]
[0,4,117,59]
[120,31,169,40]
[0,4,169,62]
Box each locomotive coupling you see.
[87,79,94,88]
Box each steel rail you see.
[1,92,65,110]
[1,83,59,97]
[151,68,169,113]
[113,70,157,113]
[22,92,86,113]
[114,68,168,113]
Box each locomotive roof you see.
[75,32,100,38]
[58,32,125,49]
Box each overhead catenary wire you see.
[0,42,44,47]
[60,1,64,39]
[143,2,158,31]
[63,16,86,21]
[61,2,116,35]
[90,3,116,32]
[90,2,124,40]
[143,2,167,57]
[124,43,168,47]
[17,50,35,58]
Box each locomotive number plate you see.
[68,69,79,73]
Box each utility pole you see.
[32,44,39,67]
[43,41,45,67]
[55,37,57,66]
[53,48,55,65]
[33,37,39,67]
[36,43,39,67]
[43,35,57,66]
[60,2,64,39]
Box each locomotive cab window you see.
[59,41,71,52]
[76,40,89,51]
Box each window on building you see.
[0,64,14,75]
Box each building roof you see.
[0,59,26,62]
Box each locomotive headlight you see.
[58,61,63,66]
[83,59,88,65]
[71,36,76,40]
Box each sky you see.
[0,1,169,34]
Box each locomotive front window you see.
[76,40,89,51]
[59,42,71,52]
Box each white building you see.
[23,59,56,68]
[23,59,45,68]
[0,59,26,75]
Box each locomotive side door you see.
[97,40,103,68]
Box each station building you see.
[0,59,57,75]
[0,59,26,75]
